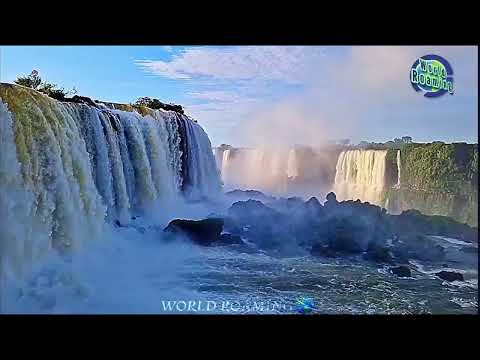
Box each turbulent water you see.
[333,150,388,206]
[1,85,477,315]
[0,85,221,286]
[3,225,477,314]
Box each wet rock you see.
[325,215,370,253]
[216,233,243,245]
[222,216,242,235]
[65,95,99,107]
[390,265,411,278]
[114,220,124,227]
[364,244,393,263]
[225,189,275,203]
[435,270,464,282]
[310,243,338,257]
[228,199,281,221]
[390,209,477,243]
[392,233,446,262]
[163,218,224,246]
[305,197,324,216]
[324,192,338,210]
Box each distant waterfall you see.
[0,84,221,277]
[333,149,388,206]
[287,148,298,178]
[395,150,401,188]
[221,149,231,185]
[216,147,292,194]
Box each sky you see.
[0,46,477,147]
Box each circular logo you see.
[410,54,454,97]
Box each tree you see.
[402,136,413,144]
[14,70,77,101]
[14,70,42,89]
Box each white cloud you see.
[136,46,477,146]
[135,46,326,83]
[187,90,245,103]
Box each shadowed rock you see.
[390,266,411,278]
[163,218,224,246]
[435,270,464,282]
[217,233,243,245]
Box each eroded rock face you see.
[163,218,224,246]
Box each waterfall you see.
[394,150,401,188]
[221,149,231,185]
[215,147,293,194]
[182,118,222,200]
[0,84,221,278]
[287,149,298,178]
[333,149,388,206]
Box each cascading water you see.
[287,148,298,179]
[394,150,401,188]
[333,149,388,206]
[182,118,222,200]
[215,147,295,194]
[0,83,221,281]
[221,149,231,185]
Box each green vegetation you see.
[14,70,77,101]
[134,97,184,114]
[386,142,478,226]
[400,142,477,194]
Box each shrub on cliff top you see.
[134,96,184,114]
[14,70,42,89]
[14,70,77,101]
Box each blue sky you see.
[0,46,477,147]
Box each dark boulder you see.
[228,199,280,221]
[222,216,243,235]
[325,215,371,253]
[310,243,338,258]
[65,95,99,107]
[390,266,411,278]
[435,271,464,282]
[225,189,275,203]
[114,220,124,228]
[305,197,324,217]
[324,192,339,210]
[364,244,393,263]
[389,209,477,243]
[392,233,446,262]
[163,218,224,246]
[216,233,243,245]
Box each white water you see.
[394,150,401,189]
[333,149,388,206]
[0,87,221,287]
[216,147,294,194]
